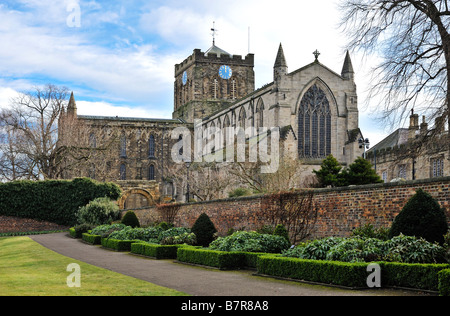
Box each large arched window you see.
[256,99,264,131]
[298,84,331,158]
[238,107,246,130]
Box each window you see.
[431,157,444,178]
[256,99,264,131]
[149,135,156,158]
[298,84,331,158]
[89,133,96,148]
[398,164,407,179]
[238,107,246,130]
[120,134,127,158]
[382,171,388,183]
[119,164,126,180]
[149,164,155,180]
[231,79,237,99]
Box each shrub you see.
[191,213,217,247]
[389,189,448,244]
[76,197,121,226]
[351,223,389,241]
[384,234,446,264]
[121,211,140,228]
[160,232,197,246]
[283,237,344,260]
[71,223,95,238]
[107,226,163,242]
[209,231,290,253]
[90,223,127,238]
[158,227,192,243]
[273,224,290,244]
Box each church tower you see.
[173,40,255,123]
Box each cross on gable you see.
[313,49,320,61]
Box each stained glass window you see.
[298,84,331,159]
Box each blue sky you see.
[0,0,390,145]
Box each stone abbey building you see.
[59,41,365,205]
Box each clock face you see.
[182,71,188,85]
[219,65,232,80]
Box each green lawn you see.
[0,237,189,296]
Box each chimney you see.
[408,109,419,140]
[420,115,428,135]
[435,115,445,134]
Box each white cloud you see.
[76,100,172,119]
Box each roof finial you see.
[313,49,320,61]
[211,21,218,46]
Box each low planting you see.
[209,231,290,254]
[283,234,447,264]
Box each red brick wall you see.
[147,177,450,240]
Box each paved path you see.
[31,233,424,296]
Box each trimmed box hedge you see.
[131,242,189,259]
[101,238,139,252]
[82,233,102,245]
[438,269,450,296]
[256,255,450,291]
[257,255,369,289]
[379,262,450,291]
[176,248,269,270]
[177,247,246,270]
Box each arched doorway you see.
[118,189,155,210]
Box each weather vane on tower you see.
[211,21,218,46]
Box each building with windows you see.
[59,41,365,204]
[367,111,449,182]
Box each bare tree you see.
[228,157,312,194]
[260,190,317,244]
[340,0,450,137]
[0,85,70,180]
[0,84,118,180]
[0,120,37,180]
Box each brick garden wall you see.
[138,177,450,240]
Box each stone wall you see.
[137,177,450,240]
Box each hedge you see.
[177,247,246,270]
[438,269,450,296]
[257,255,369,289]
[0,178,122,226]
[131,242,194,259]
[176,247,269,270]
[82,233,102,245]
[101,238,139,252]
[256,255,450,291]
[380,262,450,291]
